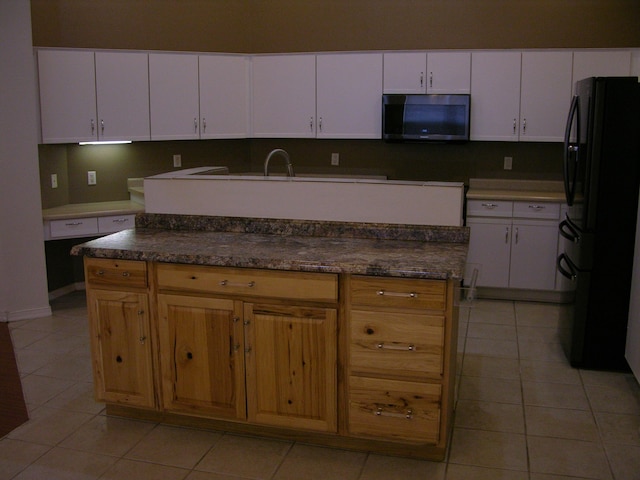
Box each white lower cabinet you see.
[466,200,561,291]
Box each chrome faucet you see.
[264,148,295,177]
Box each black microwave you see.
[382,94,471,142]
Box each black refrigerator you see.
[557,76,640,371]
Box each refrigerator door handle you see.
[557,253,578,281]
[559,218,581,244]
[563,95,580,206]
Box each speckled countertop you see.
[71,214,470,280]
[466,178,567,202]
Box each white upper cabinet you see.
[149,53,200,140]
[470,51,522,141]
[252,55,317,138]
[519,51,573,142]
[199,55,250,139]
[383,52,426,94]
[316,53,383,139]
[383,51,470,94]
[572,50,632,90]
[38,50,98,143]
[38,49,150,143]
[95,51,150,142]
[426,51,471,94]
[471,50,573,142]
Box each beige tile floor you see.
[2,291,640,479]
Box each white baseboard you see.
[48,282,86,301]
[1,305,53,322]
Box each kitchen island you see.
[71,213,469,460]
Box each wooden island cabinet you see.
[75,215,468,460]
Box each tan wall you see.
[31,0,640,52]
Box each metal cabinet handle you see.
[310,116,314,131]
[202,117,206,132]
[375,407,413,420]
[376,342,415,351]
[505,227,509,243]
[429,71,433,88]
[420,71,424,88]
[219,280,255,288]
[65,221,83,226]
[481,203,498,209]
[100,119,104,134]
[90,119,95,134]
[319,117,323,132]
[528,204,545,211]
[515,227,519,244]
[522,118,526,134]
[376,290,418,298]
[513,118,517,134]
[194,117,198,132]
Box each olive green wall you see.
[32,0,640,208]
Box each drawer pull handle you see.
[112,218,129,223]
[65,221,83,226]
[481,203,498,209]
[528,204,545,210]
[96,270,104,276]
[376,290,418,298]
[220,280,255,288]
[122,271,130,277]
[375,407,413,420]
[377,342,415,351]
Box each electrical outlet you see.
[331,153,339,166]
[87,171,97,185]
[173,154,182,168]
[504,156,513,170]
[51,173,58,189]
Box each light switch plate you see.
[504,156,513,170]
[87,171,97,185]
[51,173,58,189]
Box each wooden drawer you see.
[85,258,148,288]
[348,376,441,444]
[156,264,338,302]
[350,310,444,379]
[350,276,446,311]
[49,217,99,238]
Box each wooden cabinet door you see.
[87,289,155,408]
[519,51,573,142]
[316,53,383,139]
[157,294,246,420]
[149,53,200,140]
[95,51,150,142]
[466,218,512,288]
[251,54,317,138]
[426,51,471,94]
[244,303,337,432]
[383,52,427,94]
[470,51,521,141]
[37,49,97,143]
[509,221,559,290]
[199,55,250,139]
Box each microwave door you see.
[563,95,580,206]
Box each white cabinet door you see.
[252,55,316,138]
[149,53,200,140]
[316,53,383,139]
[95,51,150,142]
[38,50,97,143]
[199,55,250,139]
[470,51,522,141]
[572,50,632,91]
[426,51,471,94]
[519,51,573,142]
[509,221,559,290]
[466,218,512,288]
[383,52,426,94]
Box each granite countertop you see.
[71,214,470,280]
[42,200,144,221]
[466,178,567,202]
